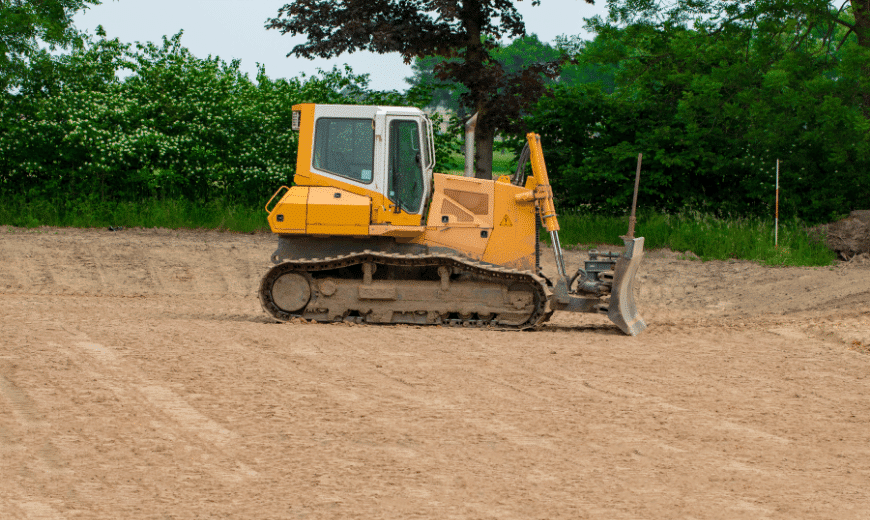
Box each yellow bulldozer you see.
[260,103,646,335]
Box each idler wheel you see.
[271,273,311,312]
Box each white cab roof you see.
[313,104,425,119]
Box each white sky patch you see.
[74,0,607,91]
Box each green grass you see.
[0,197,270,233]
[491,148,514,175]
[443,148,513,176]
[553,211,836,267]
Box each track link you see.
[259,252,551,330]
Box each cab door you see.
[384,116,429,223]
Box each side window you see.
[312,118,374,183]
[388,120,424,213]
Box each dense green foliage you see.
[0,30,439,207]
[407,34,616,115]
[1,0,99,93]
[516,1,870,224]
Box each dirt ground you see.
[1,225,869,520]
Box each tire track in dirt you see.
[0,361,41,422]
[59,340,258,484]
[213,337,549,517]
[326,325,856,519]
[71,243,107,294]
[0,361,68,520]
[234,327,787,519]
[0,361,67,472]
[0,239,25,292]
[0,501,66,520]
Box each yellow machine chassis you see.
[261,104,647,335]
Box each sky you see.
[74,0,609,91]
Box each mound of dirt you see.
[851,209,870,224]
[813,210,870,261]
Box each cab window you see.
[312,118,374,183]
[388,120,424,213]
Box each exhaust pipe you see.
[464,112,478,177]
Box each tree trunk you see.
[851,1,870,46]
[459,0,494,179]
[474,122,495,179]
[474,123,495,180]
[850,0,870,116]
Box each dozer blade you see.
[608,237,647,336]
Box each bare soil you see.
[1,225,869,519]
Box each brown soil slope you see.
[1,226,869,519]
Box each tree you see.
[0,0,99,93]
[595,1,870,115]
[406,55,469,117]
[266,0,594,179]
[406,34,583,114]
[518,2,870,222]
[552,34,617,91]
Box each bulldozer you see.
[259,103,646,335]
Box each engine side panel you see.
[415,173,536,271]
[426,174,494,229]
[417,173,491,260]
[481,181,536,271]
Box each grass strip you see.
[554,211,836,267]
[0,197,269,233]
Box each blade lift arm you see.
[525,133,568,280]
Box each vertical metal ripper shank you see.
[610,153,647,336]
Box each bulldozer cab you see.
[296,104,435,220]
[312,118,376,184]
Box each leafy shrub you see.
[0,30,446,207]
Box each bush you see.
[0,31,450,208]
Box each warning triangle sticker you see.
[499,215,513,227]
